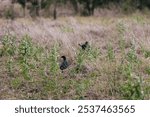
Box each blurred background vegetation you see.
[0,0,150,19]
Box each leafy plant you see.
[74,45,100,73]
[6,56,14,76]
[18,35,34,80]
[49,43,59,76]
[126,48,138,63]
[75,49,86,73]
[107,43,115,61]
[11,78,22,89]
[143,50,150,58]
[145,67,150,75]
[117,22,126,53]
[87,46,100,60]
[1,34,16,56]
[18,35,33,57]
[75,79,90,99]
[120,76,144,100]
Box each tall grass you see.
[0,17,149,99]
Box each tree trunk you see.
[91,0,95,15]
[35,0,39,16]
[38,0,41,16]
[35,0,41,16]
[10,0,15,19]
[36,7,39,16]
[139,0,143,9]
[86,0,94,16]
[71,0,79,14]
[23,0,26,17]
[53,0,58,20]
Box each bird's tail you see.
[79,44,82,47]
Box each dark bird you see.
[79,41,89,50]
[60,56,69,71]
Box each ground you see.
[0,14,150,99]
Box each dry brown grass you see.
[0,14,150,99]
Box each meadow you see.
[0,14,150,99]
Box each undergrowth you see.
[0,31,149,100]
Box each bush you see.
[4,9,14,19]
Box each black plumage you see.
[60,56,69,71]
[79,41,89,50]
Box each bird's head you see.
[61,56,66,60]
[85,41,88,45]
